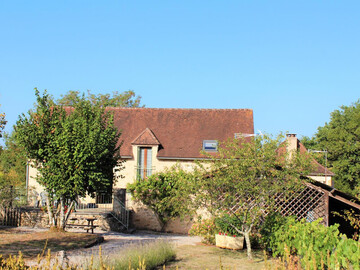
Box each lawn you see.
[163,244,267,270]
[0,226,99,258]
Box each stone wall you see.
[20,207,49,228]
[18,208,126,232]
[131,202,192,234]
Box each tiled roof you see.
[131,128,160,146]
[298,142,335,176]
[108,108,254,159]
[277,138,335,176]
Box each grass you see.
[92,241,176,270]
[0,226,98,258]
[163,244,266,270]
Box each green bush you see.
[127,166,194,231]
[189,217,217,245]
[261,215,360,269]
[215,214,243,237]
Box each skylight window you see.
[203,140,218,152]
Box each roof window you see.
[203,140,218,152]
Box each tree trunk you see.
[244,231,253,260]
[64,200,75,227]
[46,193,55,227]
[59,196,65,230]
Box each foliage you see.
[127,165,195,231]
[193,134,312,259]
[189,217,217,245]
[333,208,360,240]
[57,90,144,108]
[215,214,243,237]
[262,215,360,269]
[259,213,289,251]
[0,106,5,138]
[15,89,121,229]
[0,132,27,206]
[302,100,360,196]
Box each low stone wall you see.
[20,207,49,228]
[131,202,192,234]
[69,212,125,232]
[18,208,124,232]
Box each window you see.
[137,147,153,179]
[203,140,218,152]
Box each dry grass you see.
[162,244,266,270]
[0,226,98,258]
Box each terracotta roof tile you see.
[107,108,254,159]
[131,128,160,145]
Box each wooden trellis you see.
[224,182,328,225]
[274,183,327,224]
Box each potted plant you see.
[215,214,244,250]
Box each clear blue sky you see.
[1,1,359,139]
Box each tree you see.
[57,90,144,107]
[303,100,360,197]
[192,135,312,259]
[0,105,6,138]
[127,166,195,231]
[16,89,121,229]
[0,131,27,206]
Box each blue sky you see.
[1,1,359,140]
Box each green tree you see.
[303,101,360,196]
[57,90,144,107]
[0,131,27,206]
[16,89,121,229]
[193,135,312,259]
[127,166,195,231]
[0,105,6,138]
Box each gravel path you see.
[19,227,201,267]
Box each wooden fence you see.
[0,207,21,226]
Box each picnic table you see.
[66,217,98,233]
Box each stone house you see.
[27,107,254,232]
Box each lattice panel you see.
[274,185,326,223]
[224,184,327,224]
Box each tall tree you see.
[193,135,312,259]
[57,90,144,107]
[303,100,360,197]
[0,132,27,206]
[16,89,121,229]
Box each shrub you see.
[127,165,194,231]
[261,215,360,269]
[189,217,217,245]
[215,214,242,237]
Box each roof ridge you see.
[106,107,253,111]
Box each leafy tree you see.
[303,100,360,196]
[127,166,195,231]
[16,89,121,229]
[0,131,27,206]
[0,105,6,138]
[193,135,312,259]
[57,90,144,107]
